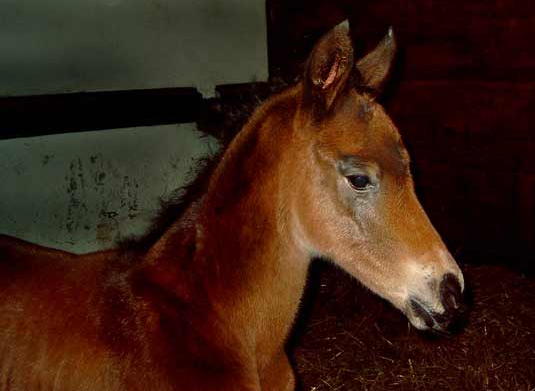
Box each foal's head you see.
[290,22,465,333]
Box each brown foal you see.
[0,21,465,390]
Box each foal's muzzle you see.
[410,273,467,334]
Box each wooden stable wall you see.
[267,0,535,268]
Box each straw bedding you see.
[292,263,535,390]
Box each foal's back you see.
[0,235,259,391]
[0,235,130,390]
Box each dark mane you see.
[119,151,221,253]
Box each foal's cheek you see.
[336,179,371,218]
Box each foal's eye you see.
[347,175,372,191]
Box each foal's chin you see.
[405,307,466,336]
[400,273,467,335]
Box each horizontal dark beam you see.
[0,87,203,140]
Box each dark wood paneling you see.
[388,81,535,157]
[267,0,535,83]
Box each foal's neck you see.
[199,86,309,286]
[144,86,310,352]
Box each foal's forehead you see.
[349,93,398,137]
[325,93,401,148]
[319,92,409,175]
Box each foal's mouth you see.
[406,273,468,335]
[408,298,467,335]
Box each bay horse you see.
[0,22,465,391]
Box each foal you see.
[0,22,465,390]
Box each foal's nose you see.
[434,273,466,333]
[409,272,467,334]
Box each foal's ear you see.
[355,27,397,94]
[304,20,354,114]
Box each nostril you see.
[443,291,458,311]
[440,273,463,313]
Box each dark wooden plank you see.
[414,164,535,260]
[387,80,535,138]
[387,81,535,154]
[0,87,203,140]
[266,0,535,82]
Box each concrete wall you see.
[0,124,218,253]
[0,0,266,253]
[0,0,268,96]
